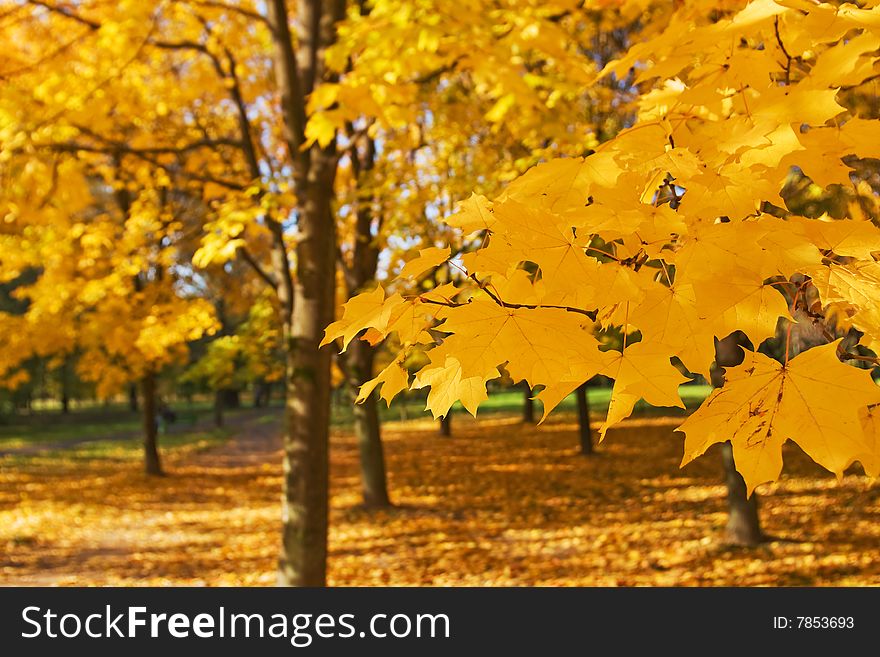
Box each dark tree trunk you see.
[274,8,337,587]
[336,84,391,509]
[721,442,763,545]
[253,380,268,407]
[348,341,391,507]
[129,383,138,412]
[141,373,162,476]
[218,388,241,408]
[439,413,452,437]
[214,388,241,426]
[59,359,70,414]
[713,333,763,546]
[279,274,333,586]
[262,0,343,587]
[213,391,224,428]
[576,383,594,455]
[522,381,534,423]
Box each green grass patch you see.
[0,426,230,467]
[0,418,142,449]
[69,428,230,460]
[0,400,264,449]
[331,383,713,426]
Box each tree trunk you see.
[267,0,344,587]
[59,358,70,414]
[713,333,763,546]
[522,381,534,423]
[576,382,594,455]
[349,341,391,507]
[439,413,452,436]
[129,383,138,412]
[218,388,241,408]
[337,89,390,508]
[213,391,224,428]
[277,141,337,583]
[278,270,334,586]
[141,373,162,476]
[253,380,267,407]
[721,441,763,545]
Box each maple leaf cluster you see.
[327,0,880,493]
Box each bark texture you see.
[576,383,594,455]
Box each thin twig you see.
[774,17,792,85]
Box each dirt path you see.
[192,410,282,465]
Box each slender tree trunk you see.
[254,380,269,408]
[279,273,333,586]
[141,373,162,476]
[59,358,70,414]
[522,381,534,423]
[277,144,337,584]
[721,442,763,545]
[576,382,594,455]
[267,0,344,587]
[218,388,241,408]
[337,101,391,508]
[213,391,224,428]
[129,383,138,412]
[348,341,391,507]
[439,413,452,436]
[713,333,763,546]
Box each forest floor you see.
[2,409,880,586]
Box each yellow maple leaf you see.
[628,281,717,378]
[790,216,880,260]
[677,163,782,221]
[322,286,404,351]
[413,356,495,419]
[598,342,689,438]
[806,261,880,352]
[444,194,495,234]
[678,342,880,495]
[501,153,622,216]
[357,354,410,406]
[433,297,606,387]
[398,246,450,280]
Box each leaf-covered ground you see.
[2,410,879,586]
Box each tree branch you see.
[417,273,597,320]
[267,0,308,171]
[839,350,880,365]
[27,0,100,29]
[222,46,262,179]
[774,17,793,85]
[52,141,247,190]
[238,245,278,290]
